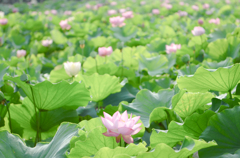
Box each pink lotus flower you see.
[51,10,57,15]
[140,1,146,5]
[209,18,220,25]
[42,39,53,47]
[44,10,50,15]
[162,3,172,9]
[203,4,210,9]
[109,16,125,27]
[110,2,117,6]
[225,0,230,4]
[101,111,142,144]
[86,4,92,9]
[59,20,71,30]
[0,18,8,25]
[192,5,199,11]
[152,9,160,15]
[178,11,188,17]
[98,46,113,56]
[192,26,205,36]
[17,49,26,58]
[179,2,184,5]
[108,10,117,16]
[166,43,181,54]
[64,11,72,16]
[12,8,18,13]
[198,19,204,25]
[119,9,126,14]
[122,11,134,19]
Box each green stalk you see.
[30,86,41,146]
[95,57,99,73]
[81,48,84,74]
[121,50,124,78]
[229,90,232,99]
[6,103,12,133]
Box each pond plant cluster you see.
[0,0,240,157]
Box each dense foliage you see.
[0,0,240,157]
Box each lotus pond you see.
[0,0,240,158]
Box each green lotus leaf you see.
[4,75,90,110]
[82,73,122,102]
[138,137,216,158]
[177,64,240,92]
[199,106,240,158]
[0,123,78,158]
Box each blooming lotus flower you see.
[209,18,220,25]
[162,3,172,9]
[109,16,125,27]
[98,46,113,56]
[64,61,81,77]
[178,11,188,17]
[101,111,142,144]
[42,39,53,47]
[198,19,204,25]
[119,9,126,13]
[0,11,4,18]
[64,11,72,16]
[0,18,8,25]
[179,2,184,5]
[152,9,160,15]
[17,50,26,58]
[44,10,50,15]
[140,1,146,5]
[192,26,205,36]
[108,10,117,16]
[203,4,210,9]
[86,4,92,9]
[122,11,134,19]
[51,10,57,15]
[225,0,230,4]
[166,43,181,54]
[12,8,18,13]
[192,5,199,11]
[59,20,71,30]
[110,2,117,6]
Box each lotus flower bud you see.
[122,11,134,19]
[59,20,71,30]
[98,47,113,56]
[166,43,181,54]
[12,8,18,13]
[42,39,53,47]
[101,111,142,144]
[0,11,4,18]
[64,61,81,77]
[64,11,72,16]
[152,9,160,15]
[0,18,8,25]
[192,26,205,36]
[86,4,91,9]
[108,10,117,16]
[178,11,188,17]
[110,2,117,6]
[109,16,125,27]
[209,18,220,25]
[44,10,50,15]
[119,9,126,13]
[179,2,184,5]
[140,1,146,5]
[192,5,199,11]
[203,3,210,9]
[198,19,204,25]
[51,10,57,15]
[17,50,26,58]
